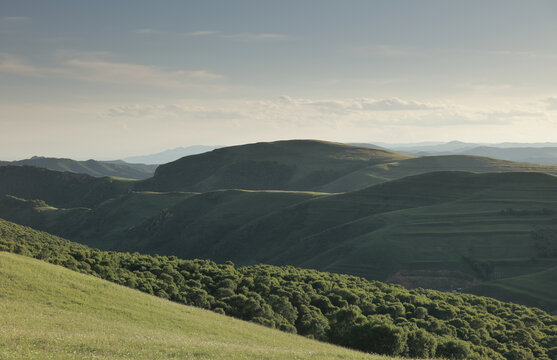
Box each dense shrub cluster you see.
[1,219,556,360]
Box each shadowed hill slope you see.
[5,171,557,311]
[0,189,329,252]
[467,265,557,312]
[135,140,414,192]
[0,166,132,208]
[317,155,557,192]
[0,156,157,179]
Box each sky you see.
[1,0,557,160]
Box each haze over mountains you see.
[0,156,157,179]
[367,141,557,165]
[122,145,222,164]
[3,140,557,184]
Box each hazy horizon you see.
[2,0,556,160]
[4,139,557,162]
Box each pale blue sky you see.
[1,1,556,159]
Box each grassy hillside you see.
[3,161,557,311]
[0,165,132,208]
[467,267,557,311]
[0,252,395,360]
[7,171,557,312]
[0,156,157,179]
[136,139,413,192]
[134,140,557,193]
[318,155,557,192]
[0,190,327,252]
[2,219,556,360]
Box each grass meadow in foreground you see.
[0,252,405,360]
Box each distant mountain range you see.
[122,145,222,164]
[0,156,157,179]
[374,140,557,151]
[364,141,557,165]
[432,146,557,165]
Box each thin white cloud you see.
[188,70,223,80]
[134,28,218,36]
[187,30,218,37]
[456,82,513,94]
[222,33,287,40]
[360,98,438,111]
[0,52,224,88]
[479,110,544,120]
[2,16,28,21]
[107,103,243,121]
[104,98,540,131]
[356,44,557,61]
[279,96,439,114]
[0,53,44,74]
[134,28,287,41]
[356,45,424,58]
[474,49,557,60]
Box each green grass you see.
[0,191,196,249]
[319,155,557,192]
[467,266,557,312]
[0,252,402,360]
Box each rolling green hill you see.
[0,165,132,208]
[0,156,157,179]
[128,172,557,309]
[2,218,556,360]
[134,140,557,193]
[135,139,414,192]
[318,154,557,192]
[467,266,557,311]
[0,190,327,251]
[0,252,395,360]
[4,171,557,312]
[3,191,197,250]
